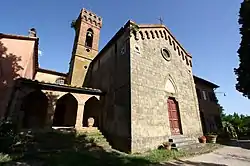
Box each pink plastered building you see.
[0,31,38,118]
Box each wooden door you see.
[168,98,181,135]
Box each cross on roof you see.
[158,17,164,25]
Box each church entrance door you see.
[168,98,182,135]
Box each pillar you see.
[75,103,85,129]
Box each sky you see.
[0,0,249,115]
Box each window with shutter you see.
[202,90,207,100]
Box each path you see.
[165,145,250,166]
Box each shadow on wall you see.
[0,41,23,116]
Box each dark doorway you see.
[83,96,100,127]
[21,90,48,128]
[53,93,78,127]
[168,98,182,135]
[200,111,207,135]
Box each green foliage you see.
[71,20,77,30]
[235,0,250,99]
[0,153,11,163]
[220,109,250,139]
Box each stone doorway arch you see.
[21,90,48,128]
[83,96,100,127]
[53,93,78,127]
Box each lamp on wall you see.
[215,92,226,97]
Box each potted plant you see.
[198,136,206,143]
[206,132,218,143]
[162,142,172,150]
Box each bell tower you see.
[68,8,102,86]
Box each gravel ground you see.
[165,145,250,166]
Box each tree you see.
[235,0,250,99]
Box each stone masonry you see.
[130,24,203,152]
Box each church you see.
[0,8,221,153]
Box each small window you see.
[55,77,65,85]
[85,28,94,48]
[202,90,207,100]
[161,48,171,61]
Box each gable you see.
[130,23,192,68]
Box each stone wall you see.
[85,27,131,152]
[35,71,66,84]
[130,26,203,153]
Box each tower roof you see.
[80,8,102,28]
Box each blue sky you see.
[1,0,249,115]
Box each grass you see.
[0,129,222,166]
[142,149,187,163]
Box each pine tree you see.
[235,0,250,99]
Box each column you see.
[45,92,57,128]
[75,103,85,129]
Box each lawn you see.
[0,128,222,166]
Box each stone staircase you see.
[77,127,112,151]
[169,135,204,151]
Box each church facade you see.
[1,8,221,153]
[81,20,203,152]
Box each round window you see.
[161,48,171,61]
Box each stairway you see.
[77,127,112,151]
[169,135,203,151]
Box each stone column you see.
[75,103,85,129]
[45,101,56,128]
[45,92,58,129]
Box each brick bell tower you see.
[68,8,102,86]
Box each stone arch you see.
[85,28,94,48]
[172,41,176,50]
[83,15,87,21]
[93,20,97,26]
[83,96,101,127]
[163,30,167,40]
[88,17,92,23]
[21,90,48,128]
[185,56,189,66]
[139,31,144,40]
[159,30,164,38]
[53,93,78,127]
[181,51,185,60]
[176,46,180,55]
[189,60,192,67]
[168,36,172,45]
[155,30,159,38]
[145,31,150,39]
[165,75,177,94]
[150,30,155,39]
[133,30,139,40]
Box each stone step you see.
[77,127,112,150]
[171,139,197,148]
[172,142,205,151]
[169,135,194,143]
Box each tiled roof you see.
[193,75,219,88]
[16,78,104,95]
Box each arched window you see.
[55,77,65,85]
[85,28,94,48]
